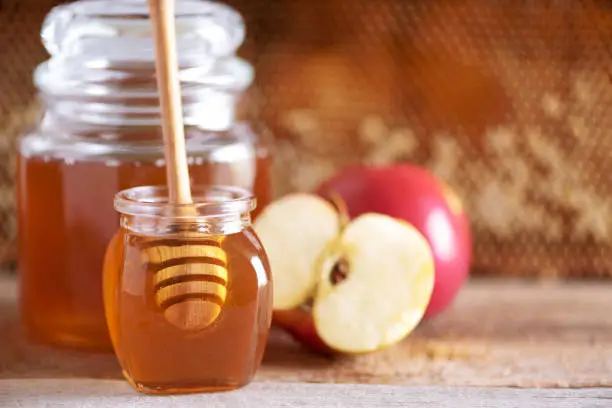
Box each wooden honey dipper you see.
[144,0,228,330]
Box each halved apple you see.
[253,194,340,310]
[254,194,435,354]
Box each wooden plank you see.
[1,380,612,408]
[264,278,612,388]
[2,276,612,388]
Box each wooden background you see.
[0,0,611,277]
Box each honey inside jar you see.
[17,147,270,350]
[103,185,272,394]
[17,0,268,350]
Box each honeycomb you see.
[1,0,611,277]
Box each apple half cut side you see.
[313,214,435,353]
[253,194,341,310]
[254,194,435,354]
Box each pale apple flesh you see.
[254,194,435,354]
[253,194,340,310]
[313,214,434,353]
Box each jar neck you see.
[121,212,252,236]
[36,58,252,133]
[115,185,256,236]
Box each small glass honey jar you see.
[103,185,272,394]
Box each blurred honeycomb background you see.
[0,0,611,277]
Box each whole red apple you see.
[317,164,472,318]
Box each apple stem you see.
[325,191,351,230]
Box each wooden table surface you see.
[1,274,612,406]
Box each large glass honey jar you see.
[16,0,270,350]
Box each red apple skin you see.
[273,309,335,356]
[317,164,472,319]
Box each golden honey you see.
[103,185,272,394]
[17,0,267,351]
[17,152,270,350]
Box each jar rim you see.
[115,185,256,218]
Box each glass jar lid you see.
[41,0,245,63]
[34,0,254,130]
